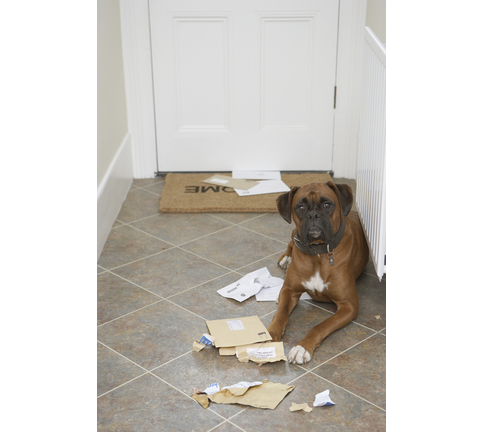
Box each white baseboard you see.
[97,133,133,260]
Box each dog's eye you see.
[323,202,332,210]
[297,205,306,212]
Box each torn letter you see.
[217,267,272,302]
[236,341,287,364]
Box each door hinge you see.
[333,86,337,109]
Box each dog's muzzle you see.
[308,226,322,238]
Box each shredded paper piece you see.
[313,390,335,407]
[290,402,313,412]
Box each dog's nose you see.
[307,211,320,220]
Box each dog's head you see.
[276,182,353,246]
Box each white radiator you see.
[356,27,386,281]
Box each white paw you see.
[288,345,311,364]
[279,256,292,270]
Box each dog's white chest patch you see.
[302,272,329,293]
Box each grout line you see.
[149,350,192,373]
[233,249,287,274]
[175,225,234,248]
[104,269,164,298]
[175,246,237,273]
[310,371,386,412]
[96,372,150,399]
[148,373,230,424]
[137,187,163,197]
[97,298,164,329]
[164,298,210,322]
[165,271,234,300]
[105,247,176,272]
[207,212,268,225]
[301,300,381,333]
[306,333,378,372]
[236,224,289,246]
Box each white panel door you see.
[149,0,339,172]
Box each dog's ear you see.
[326,182,353,216]
[276,186,299,224]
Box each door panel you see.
[150,0,339,172]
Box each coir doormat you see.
[158,172,333,213]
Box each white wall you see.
[366,0,386,44]
[97,0,133,259]
[98,0,129,188]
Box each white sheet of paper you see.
[203,382,220,395]
[313,389,335,407]
[232,170,281,180]
[255,278,284,301]
[255,278,312,302]
[234,179,290,196]
[217,267,271,302]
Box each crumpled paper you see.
[289,402,313,412]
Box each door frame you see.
[120,0,367,179]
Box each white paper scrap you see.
[198,333,214,345]
[232,170,281,180]
[234,179,290,197]
[221,381,263,391]
[245,347,277,359]
[255,278,284,302]
[313,390,335,407]
[209,178,229,184]
[217,267,272,302]
[203,382,220,395]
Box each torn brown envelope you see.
[192,340,205,352]
[236,342,287,364]
[202,175,258,191]
[289,402,313,412]
[208,380,295,410]
[219,346,237,356]
[191,393,209,409]
[206,316,272,348]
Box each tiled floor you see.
[97,176,386,431]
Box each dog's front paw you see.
[288,345,312,364]
[267,323,283,342]
[278,255,292,270]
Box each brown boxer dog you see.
[267,181,369,364]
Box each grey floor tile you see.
[210,422,244,432]
[239,213,295,243]
[152,343,306,419]
[169,273,277,320]
[97,374,223,431]
[111,247,230,298]
[97,342,146,396]
[230,373,385,432]
[260,302,376,366]
[97,272,161,326]
[209,213,266,224]
[97,225,172,270]
[143,181,165,196]
[237,252,289,279]
[98,266,107,274]
[133,176,165,187]
[180,226,285,270]
[116,188,162,223]
[97,301,206,370]
[313,334,386,409]
[131,213,232,246]
[302,271,386,332]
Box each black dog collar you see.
[293,217,346,265]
